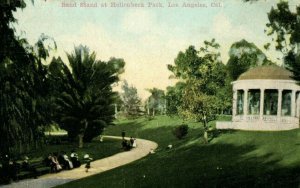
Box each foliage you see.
[168,39,227,142]
[49,46,125,145]
[179,86,218,132]
[0,0,126,153]
[146,88,166,116]
[165,82,185,115]
[226,39,273,80]
[265,1,300,83]
[215,75,232,115]
[172,124,189,139]
[120,80,142,118]
[0,0,58,155]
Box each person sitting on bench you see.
[70,150,81,168]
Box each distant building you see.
[217,65,300,130]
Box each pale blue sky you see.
[13,0,297,99]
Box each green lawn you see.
[58,115,300,187]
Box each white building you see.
[217,65,300,131]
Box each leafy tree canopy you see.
[165,82,186,115]
[265,1,300,82]
[0,0,58,154]
[169,39,227,142]
[146,88,166,116]
[120,80,142,118]
[227,39,273,80]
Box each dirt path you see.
[1,136,158,188]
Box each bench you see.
[0,155,80,185]
[17,161,50,180]
[0,161,49,184]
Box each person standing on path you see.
[84,154,92,173]
[122,130,126,139]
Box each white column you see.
[297,92,300,118]
[277,89,282,117]
[114,104,118,118]
[244,89,248,116]
[232,90,237,116]
[260,89,264,119]
[291,90,296,117]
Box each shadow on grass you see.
[59,140,300,188]
[208,129,237,143]
[167,143,300,187]
[95,118,300,187]
[58,125,300,188]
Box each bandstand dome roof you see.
[238,65,293,80]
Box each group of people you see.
[0,155,38,183]
[0,150,91,184]
[121,136,137,151]
[121,131,137,151]
[45,150,81,173]
[0,155,20,183]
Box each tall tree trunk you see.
[164,99,167,115]
[204,130,208,144]
[78,134,84,148]
[147,101,150,115]
[35,140,38,150]
[297,42,300,57]
[78,119,88,148]
[114,104,118,118]
[19,140,22,154]
[203,114,208,144]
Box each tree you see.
[179,87,218,143]
[120,80,142,118]
[49,45,125,147]
[265,1,300,83]
[227,39,273,80]
[0,0,57,155]
[168,39,227,143]
[146,88,166,116]
[165,82,186,115]
[215,74,232,115]
[113,93,123,118]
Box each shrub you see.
[172,124,189,139]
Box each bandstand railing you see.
[262,115,277,122]
[233,115,297,124]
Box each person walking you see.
[122,130,126,139]
[84,154,92,173]
[130,137,134,147]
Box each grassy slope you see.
[59,115,300,187]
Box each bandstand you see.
[217,65,300,130]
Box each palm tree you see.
[50,45,124,148]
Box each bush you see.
[172,124,189,139]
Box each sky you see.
[13,0,299,100]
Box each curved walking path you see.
[1,136,158,188]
